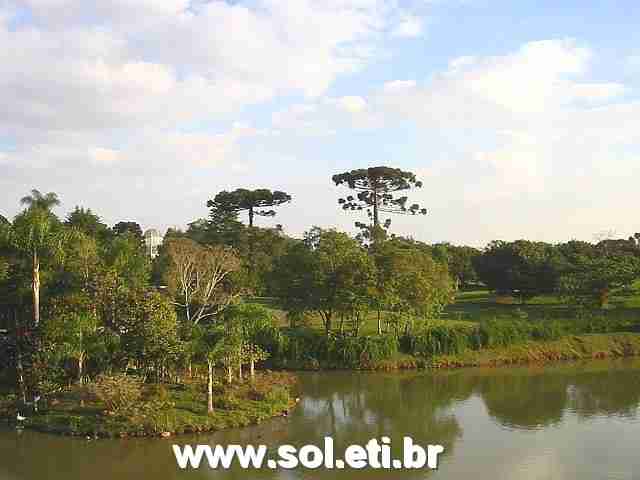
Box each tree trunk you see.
[238,361,243,381]
[248,207,256,278]
[248,207,254,228]
[227,365,233,384]
[321,311,332,337]
[14,310,27,404]
[78,353,84,384]
[32,249,40,327]
[250,359,255,381]
[372,186,379,228]
[377,309,382,335]
[207,360,214,414]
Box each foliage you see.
[42,297,100,382]
[374,239,456,332]
[164,237,242,324]
[112,221,143,242]
[65,207,111,240]
[559,253,640,308]
[88,374,143,415]
[401,321,479,357]
[431,243,481,288]
[207,188,292,228]
[20,189,60,211]
[333,166,427,244]
[473,240,562,302]
[119,291,182,375]
[272,228,376,335]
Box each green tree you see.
[206,189,292,280]
[65,206,111,240]
[473,240,561,303]
[3,206,67,327]
[105,232,150,292]
[332,166,427,245]
[120,291,182,381]
[432,243,481,289]
[375,240,455,334]
[559,253,640,308]
[164,237,242,324]
[65,232,101,293]
[207,189,292,229]
[112,221,143,243]
[192,325,223,413]
[272,228,376,336]
[20,189,61,211]
[43,306,99,383]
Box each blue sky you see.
[1,1,639,246]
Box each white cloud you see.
[332,96,368,113]
[383,79,417,91]
[391,15,423,38]
[89,147,121,165]
[0,0,415,156]
[347,39,640,244]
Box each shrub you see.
[401,321,479,357]
[478,318,532,348]
[213,394,240,410]
[327,335,398,368]
[265,386,289,406]
[88,374,142,415]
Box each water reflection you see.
[2,358,640,480]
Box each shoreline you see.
[4,333,640,439]
[1,372,298,440]
[274,332,640,372]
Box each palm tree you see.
[20,189,61,211]
[4,199,66,327]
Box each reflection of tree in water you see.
[475,370,569,430]
[475,360,640,430]
[289,371,471,479]
[5,361,640,480]
[567,362,640,419]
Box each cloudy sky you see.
[1,1,639,247]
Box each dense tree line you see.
[473,238,640,307]
[2,166,640,414]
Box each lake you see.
[2,358,640,480]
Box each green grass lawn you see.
[251,287,640,335]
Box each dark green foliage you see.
[333,166,427,244]
[112,221,143,243]
[65,207,111,241]
[559,253,640,308]
[265,328,398,369]
[473,240,563,301]
[402,322,480,356]
[207,188,291,228]
[431,243,481,288]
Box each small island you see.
[2,371,296,438]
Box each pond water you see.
[2,359,640,480]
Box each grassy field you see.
[251,288,640,335]
[427,333,640,369]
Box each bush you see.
[478,318,532,348]
[213,394,240,410]
[265,386,289,406]
[327,335,398,368]
[277,328,328,365]
[88,374,143,415]
[401,321,479,357]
